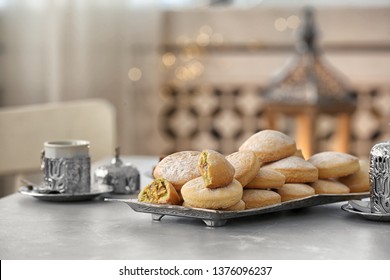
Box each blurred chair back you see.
[0,99,116,195]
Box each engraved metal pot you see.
[94,148,140,194]
[369,142,390,214]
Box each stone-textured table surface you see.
[1,156,389,260]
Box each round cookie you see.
[198,149,235,188]
[311,179,350,194]
[242,189,281,209]
[138,178,181,205]
[338,160,370,193]
[153,151,201,191]
[277,183,315,202]
[226,151,261,187]
[245,167,286,189]
[308,151,359,179]
[181,177,243,210]
[221,200,246,211]
[263,156,318,183]
[183,200,246,211]
[239,130,297,163]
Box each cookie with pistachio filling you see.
[198,149,235,188]
[138,178,181,205]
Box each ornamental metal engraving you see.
[94,148,140,194]
[369,142,390,214]
[42,157,91,194]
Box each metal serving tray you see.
[106,192,369,227]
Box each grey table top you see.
[1,156,389,260]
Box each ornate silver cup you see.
[41,140,91,194]
[369,142,390,214]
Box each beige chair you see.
[0,98,117,197]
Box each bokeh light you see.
[128,67,142,81]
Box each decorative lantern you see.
[264,8,356,158]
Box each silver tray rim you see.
[341,200,390,221]
[106,192,370,226]
[19,183,113,202]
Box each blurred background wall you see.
[1,0,390,159]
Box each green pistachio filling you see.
[200,152,211,186]
[139,179,168,203]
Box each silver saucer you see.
[19,183,113,202]
[341,200,390,222]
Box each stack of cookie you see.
[308,152,369,194]
[181,150,244,210]
[138,149,246,210]
[238,130,316,204]
[138,129,369,210]
[238,130,369,202]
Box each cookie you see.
[153,151,201,191]
[245,167,286,189]
[294,149,305,159]
[138,178,181,205]
[242,189,281,209]
[338,160,370,193]
[277,183,315,202]
[226,151,261,187]
[310,179,350,194]
[198,149,235,188]
[183,200,246,211]
[308,151,359,179]
[221,200,246,211]
[239,130,297,163]
[181,177,243,210]
[263,156,318,183]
